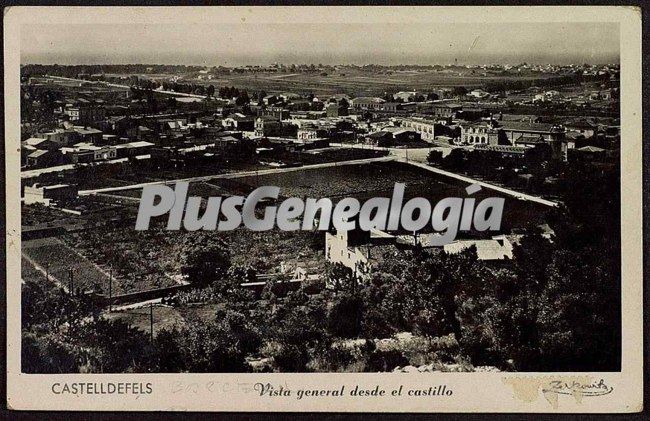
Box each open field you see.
[186,69,559,96]
[93,67,559,97]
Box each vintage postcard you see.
[4,6,643,413]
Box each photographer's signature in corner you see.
[542,379,613,397]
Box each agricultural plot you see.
[103,302,225,337]
[22,237,113,294]
[61,222,325,293]
[210,161,549,233]
[21,257,43,283]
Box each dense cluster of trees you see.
[21,64,205,79]
[483,71,613,94]
[428,147,563,196]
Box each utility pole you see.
[68,268,74,296]
[149,302,154,343]
[108,268,113,312]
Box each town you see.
[21,61,621,374]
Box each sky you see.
[21,22,620,66]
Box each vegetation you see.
[23,161,620,373]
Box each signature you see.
[542,379,613,397]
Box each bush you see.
[365,349,409,372]
[326,293,364,338]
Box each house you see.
[262,94,279,105]
[456,107,489,121]
[26,149,61,168]
[288,99,312,112]
[393,91,423,102]
[444,235,521,261]
[432,102,462,119]
[533,90,562,103]
[468,89,490,99]
[73,127,103,144]
[254,116,283,137]
[459,120,501,145]
[400,117,436,141]
[260,106,289,121]
[64,103,106,124]
[382,127,421,143]
[565,119,598,138]
[222,114,255,131]
[568,145,608,164]
[152,118,187,133]
[326,103,349,118]
[279,92,301,102]
[297,127,329,141]
[324,227,395,283]
[500,121,566,145]
[114,140,155,158]
[125,125,154,140]
[62,143,117,163]
[22,137,58,151]
[23,183,78,206]
[365,130,393,146]
[380,102,404,113]
[351,97,386,110]
[472,144,529,159]
[325,229,373,282]
[37,129,79,147]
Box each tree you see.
[180,235,231,286]
[325,262,356,291]
[159,310,260,372]
[22,332,78,374]
[235,91,250,106]
[265,295,329,372]
[76,318,154,373]
[326,292,364,338]
[256,90,267,105]
[427,150,444,165]
[206,84,215,97]
[451,86,468,98]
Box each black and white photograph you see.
[17,17,624,374]
[4,5,644,413]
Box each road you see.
[329,142,453,162]
[78,156,396,195]
[398,159,558,207]
[21,157,131,179]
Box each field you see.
[103,303,225,336]
[22,237,116,294]
[60,222,325,293]
[185,68,558,97]
[209,161,549,233]
[90,67,559,97]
